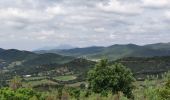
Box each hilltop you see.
[35,43,170,60]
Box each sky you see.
[0,0,170,50]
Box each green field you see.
[23,79,58,87]
[53,75,77,81]
[24,76,47,81]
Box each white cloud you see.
[110,34,116,39]
[97,0,142,15]
[0,8,27,19]
[165,11,170,19]
[37,36,47,40]
[94,27,105,32]
[0,8,52,22]
[46,5,66,17]
[0,0,170,50]
[142,0,170,8]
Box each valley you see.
[0,43,170,99]
[1,43,170,87]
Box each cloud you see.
[94,27,105,32]
[142,0,170,8]
[97,0,142,15]
[45,5,66,17]
[0,8,52,22]
[0,0,170,50]
[165,11,170,19]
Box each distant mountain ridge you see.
[1,44,170,80]
[34,43,170,60]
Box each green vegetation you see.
[53,75,76,81]
[0,65,170,100]
[35,43,170,60]
[0,88,44,100]
[115,56,170,79]
[1,45,170,99]
[88,60,135,99]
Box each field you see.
[53,75,77,81]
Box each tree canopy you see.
[88,59,135,98]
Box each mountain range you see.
[1,42,170,80]
[0,48,94,77]
[35,42,170,60]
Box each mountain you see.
[145,42,170,50]
[6,58,95,76]
[0,49,75,69]
[0,48,5,53]
[23,53,74,66]
[35,43,170,60]
[55,46,105,57]
[0,49,37,62]
[1,47,170,81]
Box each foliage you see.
[0,87,43,100]
[67,87,81,100]
[9,76,22,90]
[56,84,64,100]
[79,83,86,89]
[88,59,135,99]
[158,72,170,100]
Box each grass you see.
[23,79,58,87]
[24,76,47,81]
[53,75,77,81]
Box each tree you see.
[88,59,135,99]
[67,87,80,100]
[158,72,170,99]
[79,83,86,89]
[56,84,64,100]
[0,87,43,100]
[9,76,22,90]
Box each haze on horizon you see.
[0,0,170,50]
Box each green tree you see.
[67,87,80,100]
[88,59,135,99]
[79,83,86,89]
[158,72,170,100]
[0,87,43,100]
[9,76,22,90]
[56,84,64,100]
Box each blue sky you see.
[0,0,170,50]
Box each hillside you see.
[0,49,75,70]
[0,48,5,53]
[115,56,170,79]
[145,42,170,50]
[0,49,37,62]
[35,43,170,60]
[23,53,74,66]
[1,45,170,80]
[0,48,94,79]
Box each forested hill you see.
[1,46,170,79]
[35,43,170,60]
[0,49,75,69]
[114,56,170,79]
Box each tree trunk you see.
[114,92,120,100]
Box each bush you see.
[67,87,80,100]
[158,79,170,99]
[0,87,44,100]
